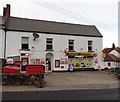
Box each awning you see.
[65,51,96,57]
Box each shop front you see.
[65,51,96,70]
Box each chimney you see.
[3,4,10,17]
[112,43,115,50]
[3,7,7,16]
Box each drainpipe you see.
[4,29,7,60]
[2,28,7,68]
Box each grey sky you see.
[0,0,118,48]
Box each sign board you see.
[69,64,74,71]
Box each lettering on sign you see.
[60,58,68,64]
[30,58,45,65]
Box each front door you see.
[46,53,53,71]
[46,58,51,70]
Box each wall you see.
[0,29,4,59]
[103,62,116,69]
[6,31,103,70]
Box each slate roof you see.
[2,16,103,37]
[115,47,120,53]
[109,54,120,62]
[104,54,120,62]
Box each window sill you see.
[68,50,76,52]
[19,49,30,51]
[45,49,54,51]
[88,51,94,52]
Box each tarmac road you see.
[2,71,120,101]
[2,88,119,100]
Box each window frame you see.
[21,37,29,50]
[55,60,60,68]
[46,38,53,51]
[68,39,74,51]
[108,62,111,66]
[88,40,93,52]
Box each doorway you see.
[46,53,54,71]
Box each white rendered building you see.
[0,15,104,72]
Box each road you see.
[2,88,119,100]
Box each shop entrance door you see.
[46,53,53,71]
[46,58,51,70]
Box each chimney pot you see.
[6,4,10,16]
[3,4,10,16]
[3,7,7,16]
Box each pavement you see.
[2,71,119,92]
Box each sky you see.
[0,0,119,48]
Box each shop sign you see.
[14,61,22,65]
[60,58,68,64]
[61,66,64,69]
[21,58,28,66]
[68,57,93,68]
[94,58,98,64]
[102,53,106,58]
[30,58,45,65]
[69,64,74,71]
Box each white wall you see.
[103,62,116,69]
[6,31,103,70]
[0,16,4,59]
[6,31,103,55]
[0,29,4,59]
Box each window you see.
[55,60,60,68]
[108,62,111,66]
[21,37,29,49]
[46,38,53,50]
[88,41,93,52]
[69,40,74,51]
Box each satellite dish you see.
[33,32,39,41]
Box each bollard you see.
[98,65,101,72]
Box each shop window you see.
[68,55,75,58]
[46,38,53,50]
[21,37,29,50]
[88,40,93,52]
[69,40,74,51]
[55,60,60,68]
[108,62,111,66]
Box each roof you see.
[104,54,120,62]
[115,47,120,53]
[2,16,103,37]
[102,48,113,53]
[103,47,120,54]
[110,54,120,62]
[102,46,120,62]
